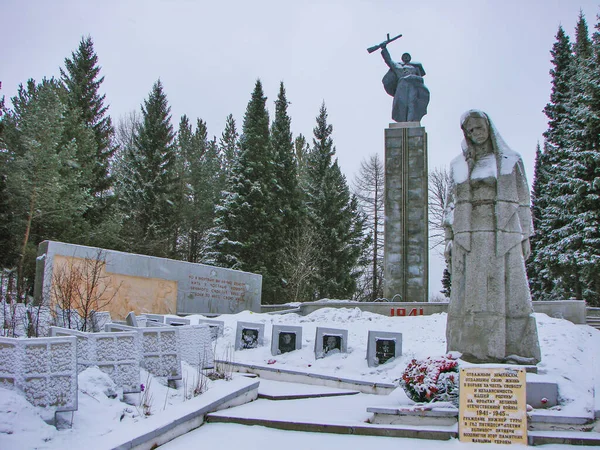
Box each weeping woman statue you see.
[443,110,541,364]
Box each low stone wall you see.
[263,300,587,325]
[105,324,182,380]
[49,327,140,393]
[0,335,78,414]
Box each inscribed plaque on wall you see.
[459,367,527,445]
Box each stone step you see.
[529,430,600,446]
[218,360,396,395]
[259,390,360,401]
[367,405,458,426]
[205,414,458,441]
[528,411,595,431]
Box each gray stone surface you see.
[89,310,111,332]
[367,405,458,426]
[165,316,190,326]
[314,327,348,359]
[144,313,166,324]
[125,311,138,327]
[197,319,224,340]
[366,330,402,367]
[176,324,213,369]
[444,110,541,364]
[384,123,428,302]
[271,324,302,356]
[221,360,396,394]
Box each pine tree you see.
[2,78,91,298]
[208,80,281,302]
[117,80,176,257]
[304,103,367,299]
[60,36,115,202]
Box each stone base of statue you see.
[383,122,428,302]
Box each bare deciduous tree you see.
[429,166,451,253]
[353,154,385,301]
[51,249,121,331]
[279,226,321,303]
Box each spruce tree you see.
[180,118,222,262]
[303,103,367,299]
[294,134,309,168]
[529,26,575,300]
[219,114,239,176]
[60,36,115,202]
[270,83,303,301]
[117,80,176,257]
[441,268,451,298]
[208,80,280,302]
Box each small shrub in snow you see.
[399,355,459,405]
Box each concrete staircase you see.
[587,316,600,330]
[203,370,600,446]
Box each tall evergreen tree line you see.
[0,36,366,304]
[528,12,600,306]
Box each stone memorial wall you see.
[0,336,78,414]
[35,241,262,321]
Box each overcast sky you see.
[3,0,599,297]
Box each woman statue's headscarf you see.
[459,109,521,180]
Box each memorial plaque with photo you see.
[270,325,302,356]
[234,321,265,351]
[366,331,402,367]
[459,367,527,445]
[314,327,348,359]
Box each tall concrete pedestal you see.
[384,122,428,302]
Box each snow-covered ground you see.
[1,308,599,449]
